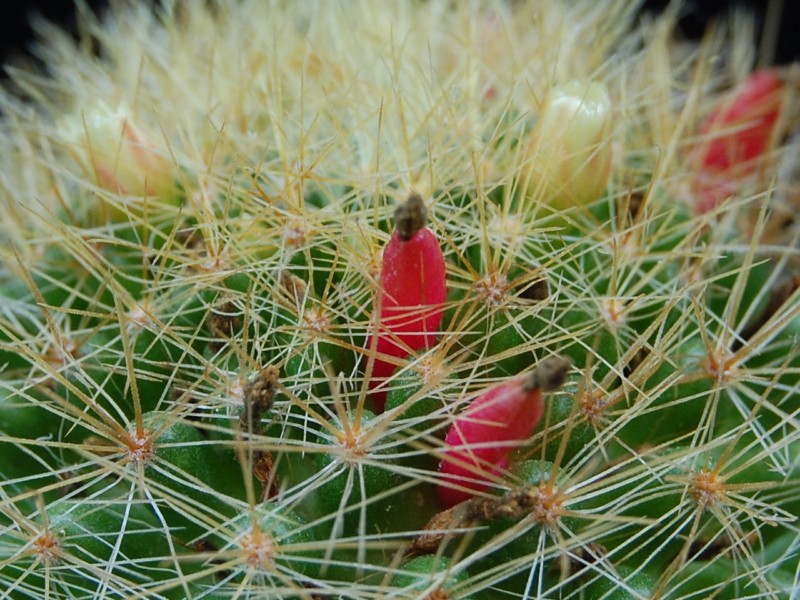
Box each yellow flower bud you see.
[523,81,613,210]
[60,102,175,204]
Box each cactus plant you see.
[1,1,799,598]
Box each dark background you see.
[0,1,798,69]
[642,0,800,65]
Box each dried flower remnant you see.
[240,366,281,500]
[411,477,567,555]
[240,366,280,436]
[207,297,242,347]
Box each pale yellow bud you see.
[523,81,614,210]
[60,102,175,203]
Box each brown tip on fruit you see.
[394,193,428,240]
[523,356,572,392]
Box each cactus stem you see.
[1,2,797,597]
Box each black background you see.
[0,1,798,69]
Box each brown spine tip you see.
[522,356,572,393]
[394,192,428,241]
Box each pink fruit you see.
[367,193,446,410]
[691,69,785,213]
[437,357,570,508]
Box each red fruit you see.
[692,69,785,213]
[367,194,446,410]
[437,357,570,508]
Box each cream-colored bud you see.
[60,102,174,202]
[523,81,614,210]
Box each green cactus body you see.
[0,388,65,513]
[391,555,475,599]
[583,565,655,600]
[139,412,235,541]
[44,500,168,564]
[313,409,400,530]
[223,503,322,578]
[385,362,447,427]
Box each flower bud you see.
[524,81,614,210]
[60,102,175,203]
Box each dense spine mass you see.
[0,2,798,599]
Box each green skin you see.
[0,388,66,514]
[384,367,446,472]
[273,286,356,404]
[140,411,235,542]
[447,289,544,381]
[663,553,794,600]
[385,368,443,421]
[483,308,541,378]
[224,503,322,579]
[391,555,474,599]
[535,392,595,464]
[0,500,170,597]
[45,500,169,564]
[617,336,712,449]
[739,291,800,409]
[609,453,695,572]
[0,386,61,448]
[583,564,655,600]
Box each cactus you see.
[1,1,799,598]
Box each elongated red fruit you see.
[691,69,784,213]
[437,357,570,508]
[368,193,446,410]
